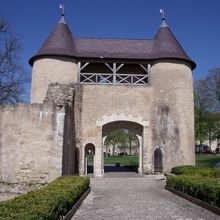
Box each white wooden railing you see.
[80,73,148,85]
[78,62,150,86]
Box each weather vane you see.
[160,8,165,20]
[59,3,65,17]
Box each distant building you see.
[104,142,139,156]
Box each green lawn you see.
[195,155,220,167]
[87,155,138,166]
[88,154,220,167]
[104,155,138,166]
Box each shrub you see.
[171,165,196,175]
[115,163,120,167]
[0,176,90,220]
[167,175,220,208]
[168,165,220,208]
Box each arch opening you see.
[154,147,163,172]
[102,120,143,137]
[102,121,143,175]
[85,143,95,175]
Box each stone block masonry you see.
[0,103,64,184]
[44,82,75,109]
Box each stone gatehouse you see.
[0,15,196,183]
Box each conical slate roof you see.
[29,18,196,69]
[152,20,196,68]
[29,17,76,65]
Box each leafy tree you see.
[124,130,138,155]
[105,129,128,156]
[104,129,138,156]
[0,16,29,104]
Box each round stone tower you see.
[29,16,77,103]
[150,19,196,172]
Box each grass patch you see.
[171,165,220,177]
[88,154,220,167]
[0,176,89,220]
[196,155,220,168]
[104,155,138,166]
[87,155,139,166]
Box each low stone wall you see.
[0,182,45,201]
[0,103,64,184]
[0,193,17,202]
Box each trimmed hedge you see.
[167,166,220,208]
[0,176,90,220]
[171,165,196,175]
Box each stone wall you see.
[81,85,152,145]
[43,82,82,175]
[44,82,75,108]
[72,84,83,174]
[80,84,152,175]
[62,104,75,175]
[0,103,64,183]
[79,60,195,175]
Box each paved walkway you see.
[73,174,219,220]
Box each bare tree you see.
[194,75,220,149]
[0,16,29,104]
[201,68,220,111]
[194,80,210,144]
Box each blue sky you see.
[1,0,220,101]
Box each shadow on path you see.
[104,164,138,172]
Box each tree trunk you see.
[208,128,212,150]
[106,145,108,158]
[129,138,132,155]
[113,143,115,156]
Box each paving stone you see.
[72,176,219,220]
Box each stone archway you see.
[102,120,144,175]
[85,143,95,175]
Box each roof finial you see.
[59,3,66,23]
[160,8,165,20]
[159,8,168,27]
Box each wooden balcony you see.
[78,62,150,86]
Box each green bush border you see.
[167,166,220,208]
[0,176,90,220]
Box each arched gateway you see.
[27,14,196,178]
[102,121,144,175]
